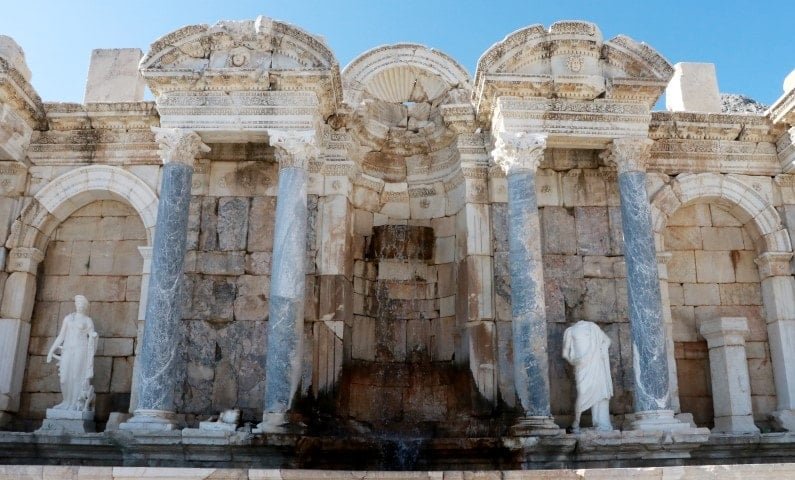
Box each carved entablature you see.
[0,36,46,164]
[647,111,783,175]
[28,102,161,166]
[474,21,673,125]
[492,97,652,148]
[140,16,341,140]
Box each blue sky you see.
[1,0,793,106]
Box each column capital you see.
[604,137,654,174]
[491,131,547,175]
[152,128,209,168]
[700,317,749,347]
[7,247,44,273]
[269,129,319,170]
[755,251,794,279]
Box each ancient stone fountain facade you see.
[1,17,795,471]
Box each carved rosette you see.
[269,130,319,170]
[604,137,654,174]
[491,132,548,175]
[151,127,209,168]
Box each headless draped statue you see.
[562,320,613,432]
[46,295,98,411]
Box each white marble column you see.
[121,128,209,432]
[492,132,562,436]
[700,317,759,434]
[258,130,317,433]
[605,138,689,432]
[756,252,795,431]
[0,247,43,426]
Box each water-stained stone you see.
[217,197,249,251]
[369,225,435,261]
[199,197,218,251]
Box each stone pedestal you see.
[121,128,209,433]
[605,138,689,432]
[37,408,95,434]
[700,317,759,434]
[258,131,317,433]
[492,132,562,436]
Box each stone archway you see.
[0,165,158,427]
[650,172,795,429]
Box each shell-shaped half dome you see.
[343,43,472,108]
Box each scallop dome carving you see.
[364,66,451,104]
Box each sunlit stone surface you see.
[0,14,794,472]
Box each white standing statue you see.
[562,320,614,433]
[46,295,99,412]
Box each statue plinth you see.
[36,408,95,434]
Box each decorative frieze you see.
[492,98,652,148]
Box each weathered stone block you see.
[84,48,145,103]
[683,283,720,306]
[217,197,250,251]
[701,226,744,251]
[575,206,610,255]
[196,251,245,276]
[562,169,607,207]
[199,197,218,251]
[666,62,721,113]
[110,357,134,393]
[695,251,736,283]
[541,206,576,254]
[719,283,763,305]
[188,276,237,322]
[668,251,696,283]
[668,204,711,227]
[665,226,702,250]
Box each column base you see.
[36,408,95,434]
[770,409,795,431]
[628,409,695,432]
[509,416,564,436]
[119,409,177,432]
[714,415,759,434]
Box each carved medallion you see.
[566,54,584,73]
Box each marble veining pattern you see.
[263,166,308,414]
[136,162,193,412]
[618,171,670,412]
[507,171,552,417]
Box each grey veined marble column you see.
[492,132,562,436]
[258,130,317,433]
[121,128,209,432]
[605,138,689,432]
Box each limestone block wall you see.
[174,145,293,424]
[491,150,637,423]
[665,203,776,427]
[20,200,145,429]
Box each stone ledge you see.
[3,463,795,479]
[3,431,795,470]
